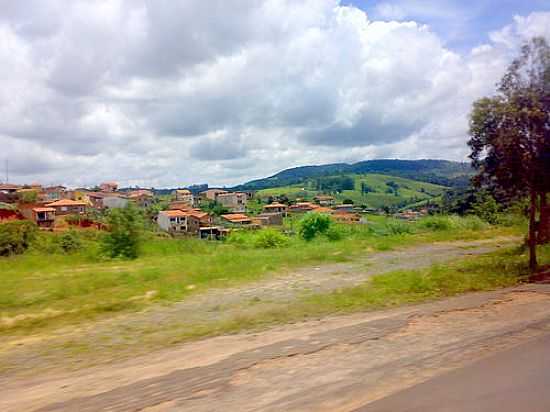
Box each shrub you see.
[325,225,344,241]
[56,230,83,253]
[385,220,414,235]
[299,212,332,241]
[101,205,143,259]
[253,229,289,248]
[418,215,488,232]
[0,220,37,256]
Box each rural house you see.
[173,189,195,206]
[221,213,253,225]
[200,189,227,201]
[314,195,335,207]
[157,210,200,234]
[128,190,154,208]
[45,199,87,215]
[262,202,288,216]
[30,207,56,228]
[252,212,283,226]
[216,192,247,212]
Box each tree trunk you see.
[538,193,550,244]
[528,190,538,272]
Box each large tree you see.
[469,37,550,272]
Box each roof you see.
[128,190,153,198]
[221,213,252,223]
[313,207,332,213]
[33,207,56,212]
[264,203,287,208]
[161,210,189,218]
[0,184,21,190]
[314,195,334,200]
[45,199,87,207]
[175,189,192,194]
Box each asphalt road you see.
[357,332,550,412]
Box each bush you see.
[0,220,37,256]
[385,220,415,235]
[299,213,332,241]
[56,230,83,253]
[253,229,289,248]
[418,215,488,232]
[325,225,344,241]
[101,205,143,259]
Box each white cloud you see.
[0,1,548,187]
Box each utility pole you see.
[4,159,8,184]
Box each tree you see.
[299,213,332,241]
[469,37,550,271]
[102,205,143,259]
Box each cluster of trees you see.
[313,176,354,193]
[469,37,549,271]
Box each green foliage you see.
[101,205,143,259]
[17,190,38,203]
[314,176,354,193]
[299,212,332,241]
[325,225,344,241]
[253,229,290,248]
[342,198,354,204]
[56,230,83,254]
[384,219,415,235]
[418,215,488,232]
[471,191,501,224]
[0,220,37,256]
[200,200,229,216]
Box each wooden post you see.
[529,190,538,272]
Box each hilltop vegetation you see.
[256,173,447,210]
[236,159,472,191]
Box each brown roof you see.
[313,207,332,213]
[0,184,21,190]
[221,213,251,223]
[46,199,87,207]
[33,207,56,212]
[161,210,189,218]
[264,203,287,208]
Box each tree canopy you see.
[469,37,550,271]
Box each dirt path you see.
[0,236,519,380]
[3,284,550,412]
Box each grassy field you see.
[0,214,524,338]
[256,173,446,208]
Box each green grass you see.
[255,173,447,209]
[0,215,522,336]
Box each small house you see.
[216,192,247,212]
[31,207,56,228]
[262,202,287,216]
[252,212,283,226]
[45,199,86,216]
[314,195,335,207]
[221,213,253,225]
[173,189,195,206]
[157,210,200,234]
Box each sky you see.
[0,0,549,188]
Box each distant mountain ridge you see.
[234,159,472,190]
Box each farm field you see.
[255,173,447,209]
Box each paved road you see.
[357,332,550,412]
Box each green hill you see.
[235,159,472,191]
[256,173,447,210]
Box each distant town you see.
[0,181,428,240]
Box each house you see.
[221,213,253,225]
[262,202,288,216]
[198,226,229,240]
[288,202,318,213]
[187,210,213,226]
[168,201,194,211]
[157,210,200,234]
[45,199,87,216]
[332,204,354,213]
[314,195,335,207]
[216,192,247,212]
[87,192,128,209]
[200,189,228,201]
[252,212,283,226]
[332,212,362,224]
[40,186,67,202]
[99,182,118,192]
[103,195,129,209]
[31,207,56,228]
[0,183,21,194]
[173,189,195,206]
[128,190,154,208]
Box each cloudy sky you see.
[1,0,549,188]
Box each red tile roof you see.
[46,199,87,207]
[221,213,251,223]
[33,207,56,212]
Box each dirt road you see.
[3,283,550,412]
